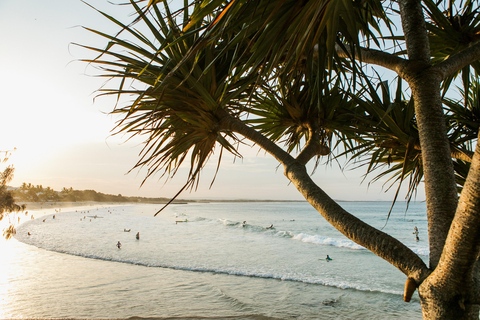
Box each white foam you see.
[412,247,429,256]
[292,233,366,250]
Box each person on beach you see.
[326,255,332,261]
[117,241,122,249]
[136,232,140,240]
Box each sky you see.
[0,0,426,202]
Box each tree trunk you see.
[418,290,479,320]
[417,130,480,319]
[398,0,458,270]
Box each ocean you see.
[1,201,426,319]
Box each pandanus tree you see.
[81,0,480,318]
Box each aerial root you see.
[404,277,417,302]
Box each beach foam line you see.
[13,238,403,297]
[291,232,430,256]
[292,233,366,250]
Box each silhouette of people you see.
[117,241,122,249]
[136,232,140,240]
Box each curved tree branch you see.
[284,161,430,283]
[450,148,475,163]
[218,109,430,283]
[296,128,330,165]
[334,44,408,74]
[433,41,480,80]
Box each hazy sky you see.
[0,0,426,201]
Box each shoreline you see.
[17,200,308,212]
[20,201,133,211]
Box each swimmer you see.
[242,221,246,227]
[326,255,332,261]
[117,241,122,249]
[136,232,140,240]
[413,226,420,241]
[266,224,274,229]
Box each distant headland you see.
[10,183,304,206]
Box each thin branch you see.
[216,108,296,167]
[450,148,475,163]
[411,144,474,163]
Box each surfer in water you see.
[242,221,246,227]
[266,224,274,229]
[116,241,122,249]
[326,255,332,262]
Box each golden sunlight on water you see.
[0,238,16,318]
[0,209,40,318]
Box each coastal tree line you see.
[80,0,480,318]
[12,183,173,204]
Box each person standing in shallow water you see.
[136,232,140,240]
[117,241,122,249]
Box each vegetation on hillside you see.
[12,183,175,204]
